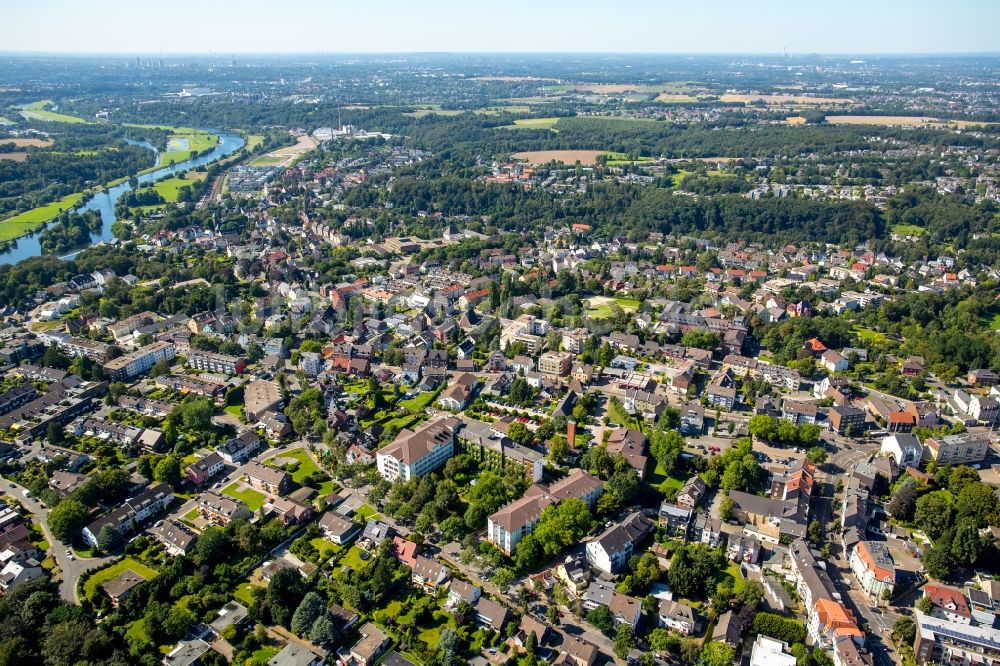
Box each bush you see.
[752,612,806,645]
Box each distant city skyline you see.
[4,0,1000,55]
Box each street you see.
[0,473,113,602]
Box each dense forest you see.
[38,210,102,253]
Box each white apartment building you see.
[376,416,458,481]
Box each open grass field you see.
[244,134,265,151]
[0,153,27,162]
[892,223,926,236]
[140,172,206,203]
[269,448,320,484]
[247,154,285,166]
[222,482,266,511]
[512,149,605,166]
[156,131,219,167]
[21,101,88,124]
[500,117,559,130]
[2,137,54,148]
[604,151,654,166]
[824,115,993,129]
[587,295,640,317]
[83,558,158,601]
[852,325,893,347]
[721,93,856,106]
[249,134,316,167]
[0,192,85,241]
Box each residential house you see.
[658,600,697,635]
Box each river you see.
[0,131,245,265]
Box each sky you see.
[4,0,1000,55]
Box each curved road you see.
[0,474,113,602]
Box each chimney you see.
[567,421,577,449]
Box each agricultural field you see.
[655,93,699,103]
[21,100,88,123]
[0,153,27,162]
[512,149,605,165]
[1,137,54,148]
[403,108,464,118]
[720,93,856,106]
[82,558,158,601]
[823,115,993,129]
[0,192,84,241]
[499,117,559,130]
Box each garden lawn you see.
[224,404,243,418]
[718,560,746,593]
[252,646,279,663]
[222,482,266,511]
[83,558,158,601]
[125,620,150,646]
[648,462,684,495]
[234,582,263,606]
[355,504,381,522]
[608,400,643,431]
[400,389,440,413]
[310,538,341,563]
[417,610,456,650]
[338,545,370,571]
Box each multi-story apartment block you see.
[187,351,245,375]
[376,416,459,481]
[102,341,175,380]
[924,433,990,465]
